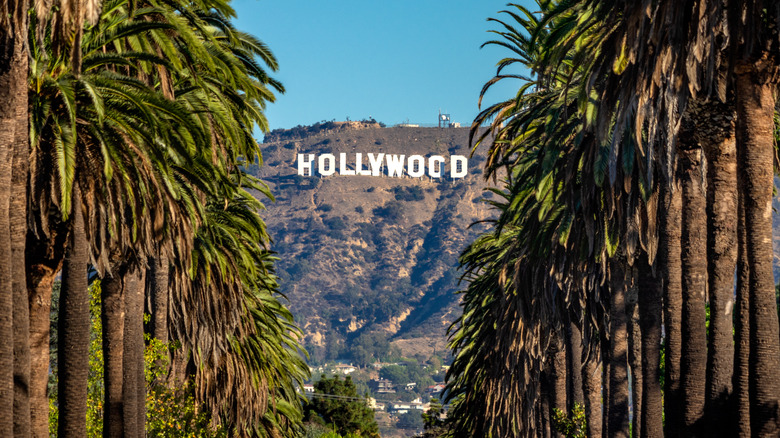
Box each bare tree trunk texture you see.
[693,99,738,436]
[123,268,146,438]
[10,42,30,437]
[149,255,169,344]
[57,186,89,438]
[601,326,611,438]
[735,69,780,436]
[549,332,568,438]
[0,23,23,432]
[627,273,642,438]
[638,257,663,438]
[608,258,630,438]
[565,310,584,411]
[679,137,708,436]
[582,341,602,438]
[733,180,750,438]
[102,269,126,438]
[661,175,683,437]
[27,263,56,438]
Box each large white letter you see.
[340,153,356,175]
[451,155,468,179]
[428,155,445,178]
[368,153,385,176]
[298,154,315,176]
[408,155,425,178]
[355,153,371,176]
[386,154,406,177]
[319,154,336,176]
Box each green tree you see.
[397,411,423,430]
[379,365,409,386]
[304,375,379,438]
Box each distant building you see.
[303,384,315,394]
[333,364,357,375]
[426,384,446,396]
[405,382,417,391]
[390,402,412,414]
[368,398,386,411]
[369,378,396,394]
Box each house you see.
[333,363,357,375]
[426,384,446,396]
[404,382,417,391]
[390,402,412,414]
[370,401,386,411]
[369,378,396,394]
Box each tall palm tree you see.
[57,184,88,437]
[678,121,708,436]
[734,187,751,437]
[0,0,29,429]
[637,253,663,437]
[607,257,629,438]
[731,6,780,433]
[449,4,659,437]
[28,10,214,434]
[540,0,780,433]
[693,97,737,434]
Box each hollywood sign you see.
[297,153,469,179]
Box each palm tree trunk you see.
[733,185,750,438]
[10,47,30,437]
[539,365,552,438]
[679,137,708,436]
[123,268,145,438]
[695,99,737,435]
[565,310,584,411]
[734,69,780,436]
[549,332,567,438]
[608,257,630,438]
[661,175,683,437]
[27,261,57,438]
[148,255,169,383]
[582,339,602,438]
[637,256,663,438]
[627,274,642,438]
[149,255,169,344]
[0,25,24,432]
[57,185,89,438]
[601,325,611,438]
[102,269,126,438]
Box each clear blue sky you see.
[231,0,534,131]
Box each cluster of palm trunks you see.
[444,1,780,438]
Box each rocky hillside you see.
[254,123,497,363]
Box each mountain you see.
[255,122,497,363]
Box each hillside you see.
[255,123,496,363]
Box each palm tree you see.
[11,58,31,437]
[734,188,751,437]
[607,257,629,438]
[57,184,89,437]
[0,2,28,429]
[449,4,660,437]
[731,7,780,432]
[28,9,215,433]
[693,98,737,435]
[637,253,663,437]
[661,173,684,436]
[678,121,708,435]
